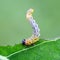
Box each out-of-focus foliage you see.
[0,0,60,45]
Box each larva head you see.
[22,39,32,45]
[22,39,26,45]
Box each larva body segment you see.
[22,9,40,45]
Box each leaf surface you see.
[0,39,44,56]
[8,39,60,60]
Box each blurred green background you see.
[0,0,60,46]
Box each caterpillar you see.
[22,8,40,45]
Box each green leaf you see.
[8,39,60,60]
[0,39,44,56]
[0,44,25,56]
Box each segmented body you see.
[22,9,40,45]
[26,16,40,44]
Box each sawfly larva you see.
[22,8,40,45]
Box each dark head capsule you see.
[22,39,26,45]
